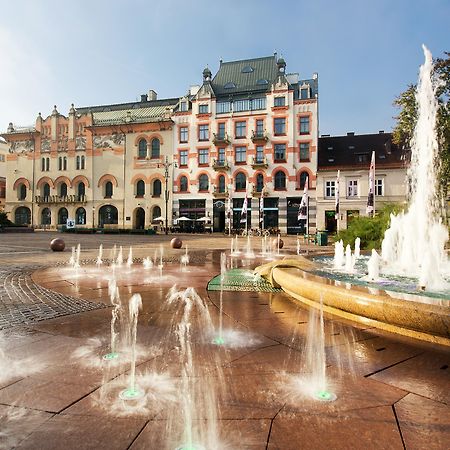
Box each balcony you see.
[212,158,230,171]
[212,133,230,146]
[251,156,268,169]
[35,194,87,205]
[251,130,269,143]
[212,187,229,198]
[251,188,269,198]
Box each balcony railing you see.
[213,187,229,198]
[251,188,269,198]
[212,133,231,146]
[251,130,269,143]
[212,158,230,171]
[35,194,87,204]
[251,156,268,169]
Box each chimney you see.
[379,130,384,134]
[148,90,157,101]
[140,94,148,102]
[347,132,355,136]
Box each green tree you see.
[392,51,450,192]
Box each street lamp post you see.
[159,156,177,235]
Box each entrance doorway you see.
[134,207,145,229]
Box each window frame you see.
[274,171,287,190]
[198,124,209,141]
[235,146,247,164]
[274,143,286,162]
[274,117,286,136]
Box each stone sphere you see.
[50,238,65,252]
[272,237,284,249]
[170,237,183,249]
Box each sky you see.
[0,0,449,136]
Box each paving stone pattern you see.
[0,265,107,330]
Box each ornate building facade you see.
[172,55,319,233]
[2,54,319,233]
[2,99,176,229]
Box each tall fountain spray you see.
[116,246,123,267]
[96,244,103,268]
[334,240,345,268]
[180,246,190,270]
[213,252,227,345]
[74,243,81,269]
[303,297,336,401]
[119,294,143,400]
[126,246,133,268]
[166,287,222,450]
[103,278,121,360]
[381,45,448,290]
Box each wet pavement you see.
[0,233,449,449]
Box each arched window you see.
[81,155,85,169]
[59,182,68,197]
[151,138,160,158]
[77,182,85,198]
[199,174,209,191]
[138,139,147,158]
[180,176,188,192]
[63,157,67,170]
[153,179,162,196]
[76,156,80,170]
[58,157,62,171]
[42,183,50,198]
[98,205,118,227]
[15,207,31,225]
[41,158,45,171]
[235,172,246,191]
[75,207,86,225]
[136,179,145,197]
[299,171,309,189]
[41,208,51,225]
[152,206,162,221]
[105,181,113,198]
[18,184,27,200]
[46,158,50,171]
[256,173,264,192]
[58,207,68,225]
[274,171,286,190]
[218,175,226,193]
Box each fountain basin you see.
[255,257,450,346]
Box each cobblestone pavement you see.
[0,265,106,330]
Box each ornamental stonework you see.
[76,136,86,150]
[41,139,51,152]
[9,140,34,154]
[93,133,125,149]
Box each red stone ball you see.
[170,237,183,249]
[50,238,65,252]
[272,237,284,249]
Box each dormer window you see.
[301,87,310,99]
[179,101,188,112]
[224,82,236,89]
[199,104,209,114]
[274,97,286,107]
[241,66,254,73]
[256,79,268,85]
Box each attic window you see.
[328,158,335,162]
[348,145,355,150]
[224,82,236,89]
[256,79,268,85]
[327,146,333,150]
[241,65,254,73]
